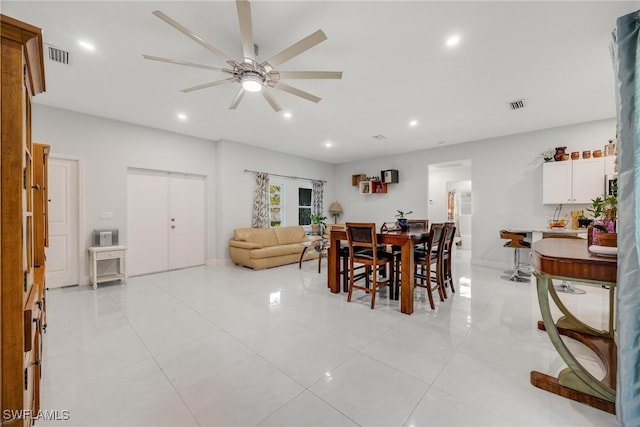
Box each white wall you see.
[33,105,219,281]
[32,103,616,276]
[334,118,617,269]
[215,139,335,260]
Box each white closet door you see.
[127,171,169,276]
[46,158,79,288]
[168,174,205,270]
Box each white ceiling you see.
[3,1,637,164]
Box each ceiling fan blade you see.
[142,54,227,72]
[235,0,255,63]
[277,71,342,80]
[274,82,321,103]
[263,30,327,69]
[182,78,235,93]
[229,88,245,109]
[261,91,282,112]
[152,10,235,63]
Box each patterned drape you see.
[251,172,270,228]
[312,180,324,215]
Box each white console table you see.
[88,245,127,289]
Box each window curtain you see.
[312,180,324,215]
[251,172,270,228]
[614,10,640,425]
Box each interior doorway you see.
[46,155,82,288]
[428,160,472,250]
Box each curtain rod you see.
[244,169,327,183]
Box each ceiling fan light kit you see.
[143,0,342,111]
[240,71,263,92]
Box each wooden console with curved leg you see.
[530,238,616,414]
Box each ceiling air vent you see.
[509,99,526,110]
[47,45,70,65]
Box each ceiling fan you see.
[142,0,342,112]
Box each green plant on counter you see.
[587,194,617,232]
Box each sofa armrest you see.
[229,240,262,249]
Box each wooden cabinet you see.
[359,180,387,194]
[543,158,604,204]
[1,14,47,426]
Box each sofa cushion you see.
[274,226,308,245]
[233,227,278,248]
[250,243,304,259]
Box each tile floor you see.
[39,249,619,426]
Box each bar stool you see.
[499,230,531,282]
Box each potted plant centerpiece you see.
[586,194,617,246]
[309,213,327,235]
[395,210,413,231]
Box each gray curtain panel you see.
[251,172,270,228]
[614,9,640,425]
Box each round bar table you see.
[530,238,616,414]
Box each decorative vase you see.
[598,233,617,247]
[397,218,409,231]
[591,219,615,245]
[571,152,579,160]
[554,147,567,161]
[593,150,603,158]
[582,150,591,159]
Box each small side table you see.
[88,245,128,289]
[298,240,330,274]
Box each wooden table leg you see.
[298,246,308,269]
[530,271,616,413]
[328,236,340,293]
[400,239,414,314]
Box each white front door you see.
[168,175,205,270]
[127,170,205,276]
[46,157,79,288]
[127,171,169,277]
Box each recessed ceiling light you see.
[283,112,292,119]
[446,35,461,47]
[409,120,418,127]
[325,142,332,148]
[78,40,95,51]
[177,113,187,121]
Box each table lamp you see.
[329,201,343,224]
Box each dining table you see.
[327,227,430,315]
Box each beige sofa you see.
[229,226,319,269]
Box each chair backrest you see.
[499,229,527,242]
[346,222,378,250]
[543,234,585,240]
[427,223,446,251]
[443,223,456,251]
[408,219,429,230]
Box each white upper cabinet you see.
[543,157,605,204]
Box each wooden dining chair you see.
[345,222,395,309]
[414,223,446,309]
[441,222,457,295]
[389,219,429,297]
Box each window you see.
[269,184,283,227]
[298,188,312,225]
